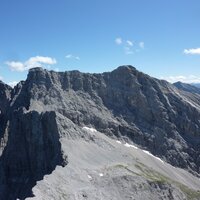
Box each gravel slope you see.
[26,127,200,200]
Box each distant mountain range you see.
[192,83,200,88]
[0,66,200,200]
[173,81,200,94]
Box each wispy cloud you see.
[6,56,57,72]
[183,48,200,55]
[139,41,144,49]
[124,47,133,55]
[161,75,200,83]
[126,40,133,46]
[115,37,144,55]
[115,37,122,45]
[65,54,80,60]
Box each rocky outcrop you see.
[0,109,65,200]
[0,80,66,199]
[0,81,12,157]
[19,66,200,174]
[0,81,11,128]
[0,66,200,199]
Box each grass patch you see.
[109,162,200,199]
[177,183,200,200]
[135,162,200,200]
[135,162,169,183]
[111,163,141,176]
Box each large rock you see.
[0,109,65,200]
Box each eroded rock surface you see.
[0,66,200,199]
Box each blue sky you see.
[0,0,200,86]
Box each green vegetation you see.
[109,162,200,199]
[177,183,200,200]
[111,163,141,176]
[135,162,200,200]
[135,162,169,183]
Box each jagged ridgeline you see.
[0,66,200,200]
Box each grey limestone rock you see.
[0,66,200,199]
[0,109,65,200]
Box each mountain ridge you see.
[173,81,200,94]
[0,65,200,199]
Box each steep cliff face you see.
[0,81,12,157]
[17,66,200,174]
[0,79,66,199]
[0,66,200,199]
[0,110,65,200]
[0,81,11,128]
[0,81,11,113]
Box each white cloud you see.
[115,37,122,45]
[65,54,80,60]
[65,54,72,59]
[6,56,57,72]
[6,61,24,72]
[8,81,18,88]
[124,47,133,55]
[27,56,56,65]
[0,75,3,80]
[139,42,144,49]
[126,40,133,46]
[183,48,200,55]
[115,37,144,55]
[161,75,200,83]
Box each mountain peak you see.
[28,67,46,72]
[112,65,137,73]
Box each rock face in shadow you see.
[0,81,11,112]
[0,79,66,200]
[0,66,200,199]
[0,110,65,200]
[0,81,11,136]
[0,81,12,161]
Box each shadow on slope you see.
[0,109,67,200]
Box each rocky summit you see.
[0,65,200,200]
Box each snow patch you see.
[142,150,152,156]
[82,126,97,133]
[116,140,122,144]
[99,173,104,177]
[87,175,92,179]
[124,143,138,149]
[142,150,164,163]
